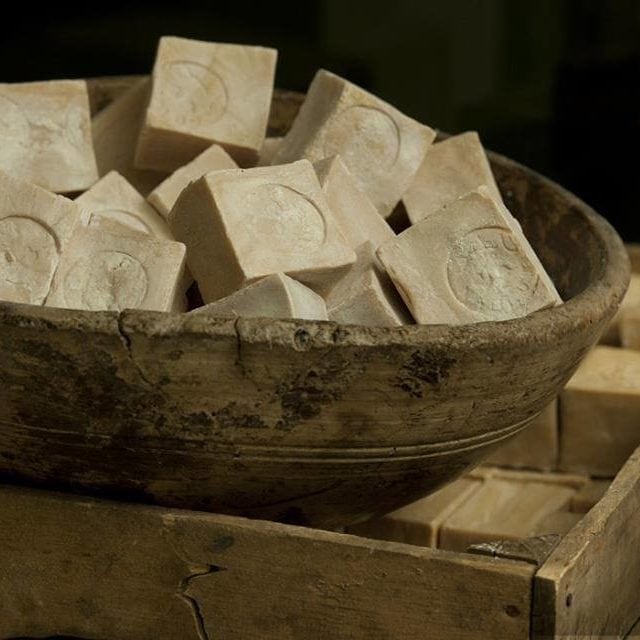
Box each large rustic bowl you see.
[0,81,629,529]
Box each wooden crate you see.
[1,444,639,639]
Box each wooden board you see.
[533,446,640,638]
[0,485,534,640]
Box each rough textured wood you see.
[0,485,535,640]
[533,447,640,639]
[0,87,630,528]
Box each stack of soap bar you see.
[0,171,81,305]
[147,144,238,218]
[76,171,172,239]
[487,401,558,471]
[600,274,640,345]
[377,188,562,324]
[403,131,502,224]
[169,160,355,302]
[192,273,328,321]
[46,226,186,312]
[347,474,485,547]
[0,80,98,193]
[272,69,436,217]
[559,346,640,476]
[136,37,277,171]
[438,475,576,551]
[621,308,640,350]
[91,78,167,196]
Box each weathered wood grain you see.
[0,485,535,640]
[533,447,640,638]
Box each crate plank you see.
[0,485,534,640]
[533,447,640,639]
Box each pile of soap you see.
[0,36,562,325]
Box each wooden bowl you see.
[0,81,629,528]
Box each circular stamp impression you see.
[0,216,59,304]
[323,105,400,184]
[88,210,152,236]
[162,60,228,127]
[241,183,327,254]
[62,251,148,311]
[447,226,540,319]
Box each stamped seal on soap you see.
[0,215,59,305]
[162,60,228,127]
[241,183,327,253]
[62,251,148,311]
[447,226,541,318]
[323,105,401,184]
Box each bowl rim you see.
[0,143,630,353]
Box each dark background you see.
[1,1,639,240]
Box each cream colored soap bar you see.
[169,160,355,302]
[601,274,640,345]
[403,131,502,224]
[92,78,167,196]
[0,80,98,193]
[487,401,558,471]
[46,226,186,312]
[377,188,561,324]
[192,273,328,321]
[314,155,394,250]
[257,136,283,167]
[147,144,237,218]
[559,346,640,476]
[621,307,640,350]
[136,37,277,171]
[326,242,412,327]
[347,476,483,547]
[439,477,575,552]
[272,69,435,217]
[76,171,172,240]
[0,171,82,305]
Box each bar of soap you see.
[0,80,98,193]
[147,144,237,219]
[191,273,328,321]
[439,477,575,552]
[530,511,582,537]
[257,136,283,167]
[569,480,610,514]
[136,37,277,171]
[621,307,640,350]
[559,346,640,476]
[314,155,394,250]
[46,226,186,312]
[347,476,483,547]
[169,160,355,302]
[91,78,167,196]
[326,242,412,327]
[76,171,172,240]
[0,171,82,305]
[601,274,640,345]
[487,401,558,471]
[403,132,502,224]
[272,69,436,217]
[377,188,562,324]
